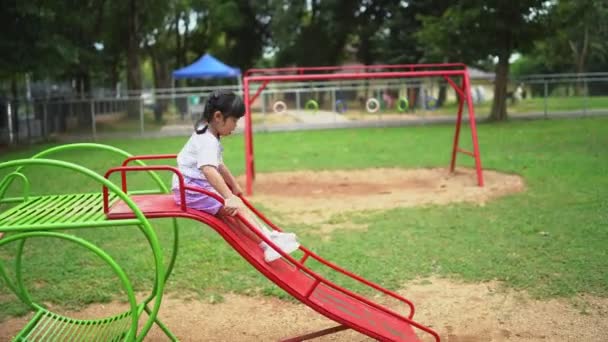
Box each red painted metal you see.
[104,159,441,341]
[239,194,418,319]
[103,165,186,213]
[122,154,177,166]
[450,77,466,173]
[242,64,484,195]
[279,325,349,342]
[245,63,467,76]
[463,72,484,186]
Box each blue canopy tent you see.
[172,53,241,80]
[171,53,242,120]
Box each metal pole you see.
[262,92,267,131]
[583,78,588,116]
[296,90,301,112]
[140,98,144,136]
[543,80,548,119]
[43,101,48,140]
[6,101,14,145]
[331,88,336,123]
[90,99,96,140]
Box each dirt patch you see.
[2,278,605,341]
[241,167,524,225]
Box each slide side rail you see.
[105,161,439,341]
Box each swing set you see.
[242,63,484,195]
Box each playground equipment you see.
[273,100,288,114]
[242,64,485,195]
[0,143,440,341]
[365,98,381,113]
[305,99,319,113]
[335,99,347,114]
[397,97,409,113]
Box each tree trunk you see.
[437,83,447,107]
[152,57,172,123]
[489,54,510,121]
[126,0,142,118]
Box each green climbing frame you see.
[0,144,182,342]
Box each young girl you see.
[172,89,299,262]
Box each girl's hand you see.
[224,195,244,216]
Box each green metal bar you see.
[33,312,58,341]
[15,239,35,308]
[0,197,51,225]
[0,231,140,342]
[0,259,29,305]
[56,315,79,341]
[2,196,58,225]
[78,195,109,222]
[47,315,68,340]
[165,218,180,283]
[65,194,102,223]
[0,159,166,342]
[26,312,53,341]
[29,143,170,193]
[18,194,80,226]
[143,304,180,341]
[144,218,181,307]
[43,194,89,224]
[13,309,45,340]
[0,219,142,232]
[0,172,30,202]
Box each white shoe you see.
[260,237,300,262]
[269,231,298,244]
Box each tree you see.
[416,1,550,121]
[533,0,608,94]
[270,0,360,67]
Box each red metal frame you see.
[103,156,441,341]
[242,63,484,195]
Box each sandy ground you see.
[1,167,606,341]
[2,278,606,341]
[243,167,524,225]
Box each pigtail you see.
[194,91,219,134]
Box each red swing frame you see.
[242,63,484,195]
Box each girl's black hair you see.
[195,89,245,134]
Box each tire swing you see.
[273,101,287,114]
[335,100,347,114]
[396,97,409,113]
[305,99,319,113]
[426,97,438,111]
[365,98,380,113]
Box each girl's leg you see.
[217,207,263,244]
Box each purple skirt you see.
[173,176,222,215]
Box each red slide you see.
[104,158,440,342]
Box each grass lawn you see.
[436,96,608,116]
[0,116,607,320]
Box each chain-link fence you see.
[2,73,607,145]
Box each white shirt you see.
[172,131,223,188]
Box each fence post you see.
[6,101,14,145]
[543,80,548,119]
[41,101,48,140]
[140,98,144,136]
[331,88,336,123]
[90,99,96,140]
[583,78,588,116]
[296,89,301,112]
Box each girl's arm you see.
[201,165,242,216]
[201,165,233,198]
[218,164,243,196]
